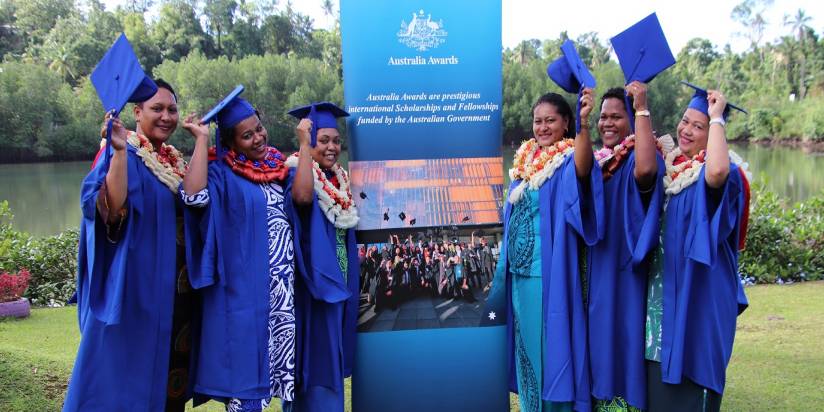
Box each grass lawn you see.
[1,281,822,411]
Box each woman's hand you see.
[625,81,648,111]
[707,90,727,120]
[579,87,595,125]
[296,118,313,147]
[182,113,210,142]
[103,111,128,152]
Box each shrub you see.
[0,268,30,303]
[0,202,78,306]
[739,183,824,283]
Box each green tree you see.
[11,0,75,46]
[120,11,160,71]
[0,0,25,58]
[203,0,238,55]
[151,0,212,61]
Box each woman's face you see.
[134,87,178,144]
[676,108,710,158]
[311,127,341,170]
[533,102,568,147]
[598,97,631,148]
[231,114,268,161]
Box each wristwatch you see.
[709,117,726,127]
[635,109,650,117]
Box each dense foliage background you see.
[1,0,823,162]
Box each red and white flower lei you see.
[285,154,359,229]
[125,132,187,192]
[508,138,575,203]
[664,146,751,196]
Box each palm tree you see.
[783,9,812,98]
[321,0,335,27]
[47,46,76,81]
[783,9,812,42]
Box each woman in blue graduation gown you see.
[180,93,295,411]
[587,83,665,412]
[284,102,360,412]
[644,87,750,412]
[495,89,604,412]
[65,81,196,411]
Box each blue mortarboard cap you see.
[91,34,158,116]
[287,102,349,147]
[90,33,158,172]
[547,40,597,133]
[201,85,257,158]
[611,13,676,131]
[682,81,747,121]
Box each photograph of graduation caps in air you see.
[356,227,502,332]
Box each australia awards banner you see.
[343,0,504,232]
[341,1,508,411]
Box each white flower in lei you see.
[125,132,186,193]
[664,147,751,197]
[285,154,359,229]
[508,138,575,204]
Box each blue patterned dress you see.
[508,190,573,412]
[183,181,295,411]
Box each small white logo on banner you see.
[397,9,447,51]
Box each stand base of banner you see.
[353,326,509,412]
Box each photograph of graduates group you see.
[356,230,500,332]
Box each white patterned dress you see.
[182,182,295,411]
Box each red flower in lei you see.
[601,138,636,181]
[136,134,186,178]
[218,146,288,183]
[314,166,354,210]
[670,150,706,180]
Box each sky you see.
[104,0,824,54]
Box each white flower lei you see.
[508,138,575,204]
[285,154,359,229]
[664,147,751,196]
[123,132,186,193]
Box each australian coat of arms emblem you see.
[397,10,447,51]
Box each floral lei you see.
[508,137,575,203]
[285,153,359,229]
[594,134,673,181]
[664,146,751,196]
[125,132,187,192]
[221,146,289,184]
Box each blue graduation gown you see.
[586,152,665,410]
[489,155,604,412]
[286,169,359,408]
[659,165,748,395]
[182,161,280,400]
[64,146,181,411]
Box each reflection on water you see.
[0,144,821,236]
[0,161,90,237]
[731,143,824,202]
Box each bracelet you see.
[709,118,726,128]
[635,110,650,117]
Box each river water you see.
[0,144,821,237]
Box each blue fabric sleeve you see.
[684,164,742,266]
[623,154,665,266]
[183,163,225,289]
[286,168,350,304]
[83,148,141,326]
[562,155,605,246]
